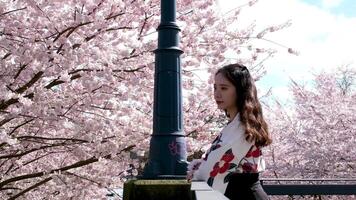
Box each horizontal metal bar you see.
[261,178,356,182]
[262,184,356,195]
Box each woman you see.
[187,63,272,200]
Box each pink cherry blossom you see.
[0,0,306,199]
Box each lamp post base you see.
[123,179,192,200]
[142,135,188,179]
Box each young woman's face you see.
[214,72,238,110]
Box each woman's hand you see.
[186,159,202,182]
[186,170,194,182]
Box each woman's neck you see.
[227,107,238,122]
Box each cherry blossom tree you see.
[0,0,294,199]
[263,67,355,199]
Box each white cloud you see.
[217,0,356,103]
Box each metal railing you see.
[110,178,356,199]
[261,178,356,196]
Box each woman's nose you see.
[214,90,221,98]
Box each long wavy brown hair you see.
[216,63,272,147]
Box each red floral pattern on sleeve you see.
[206,145,265,187]
[236,145,263,173]
[209,149,234,177]
[207,149,236,186]
[245,146,262,158]
[241,162,258,173]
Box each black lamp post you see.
[143,0,188,179]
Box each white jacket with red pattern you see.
[188,113,265,194]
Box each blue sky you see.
[302,0,356,17]
[217,0,356,106]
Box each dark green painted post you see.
[142,0,188,179]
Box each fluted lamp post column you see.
[142,0,188,179]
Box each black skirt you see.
[224,173,269,200]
